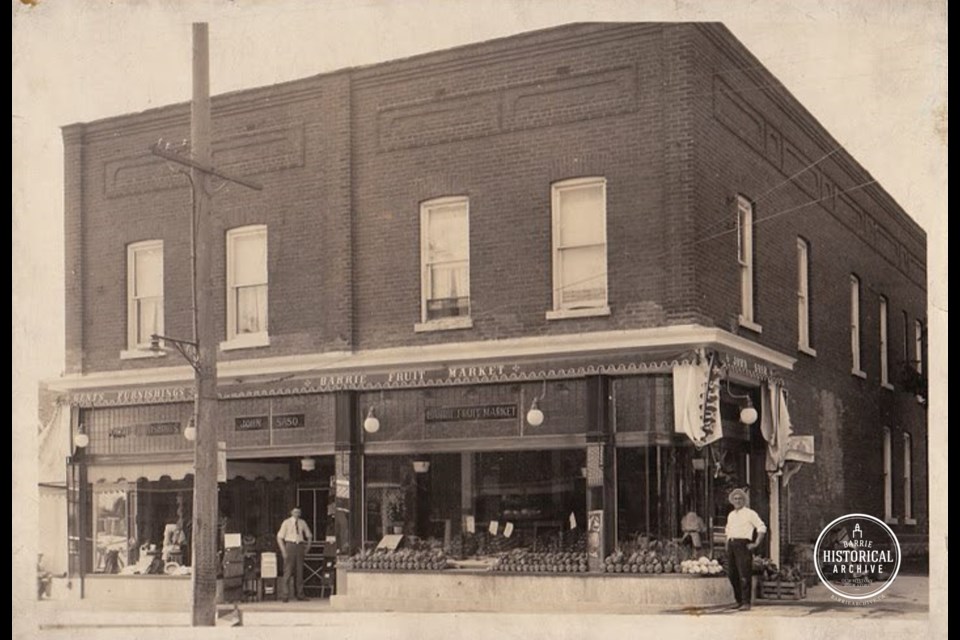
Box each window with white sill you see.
[127,240,164,351]
[737,195,756,328]
[420,197,470,325]
[226,225,268,344]
[850,274,863,375]
[550,177,608,316]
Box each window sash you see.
[880,297,889,385]
[903,434,913,520]
[421,198,470,323]
[915,321,923,374]
[850,276,861,371]
[552,178,607,311]
[882,429,893,521]
[738,197,754,321]
[235,284,268,335]
[227,226,268,340]
[557,244,607,309]
[797,239,810,348]
[128,242,163,349]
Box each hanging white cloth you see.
[673,351,722,448]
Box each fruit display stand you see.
[333,536,734,614]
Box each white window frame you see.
[122,240,165,360]
[902,433,916,525]
[221,225,270,351]
[882,427,896,524]
[737,195,761,333]
[914,320,923,374]
[416,197,473,332]
[797,237,815,356]
[547,177,610,320]
[880,295,892,389]
[850,275,866,378]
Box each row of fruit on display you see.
[492,550,589,573]
[603,549,725,575]
[346,548,448,571]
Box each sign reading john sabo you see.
[234,414,306,432]
[424,404,518,423]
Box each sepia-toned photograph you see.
[13,1,946,639]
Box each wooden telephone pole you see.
[151,23,261,626]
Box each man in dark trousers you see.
[724,488,766,611]
[276,506,313,602]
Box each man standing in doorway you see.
[724,488,766,611]
[276,506,313,602]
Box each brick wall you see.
[63,22,928,541]
[687,24,928,541]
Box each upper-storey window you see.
[797,237,814,355]
[418,197,471,331]
[914,319,924,374]
[126,240,164,352]
[737,195,760,332]
[224,225,269,349]
[850,274,865,378]
[882,427,894,523]
[880,295,891,388]
[548,177,609,319]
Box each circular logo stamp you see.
[814,513,901,600]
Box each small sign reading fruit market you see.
[424,404,518,422]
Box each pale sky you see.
[11,0,948,632]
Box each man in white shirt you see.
[276,507,313,602]
[724,488,766,611]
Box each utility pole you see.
[190,22,218,627]
[150,23,261,626]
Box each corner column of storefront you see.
[334,391,363,560]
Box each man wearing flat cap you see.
[724,488,766,611]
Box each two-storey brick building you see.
[48,22,927,607]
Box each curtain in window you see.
[557,184,605,308]
[426,204,469,317]
[232,232,267,334]
[134,247,163,344]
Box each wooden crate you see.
[757,579,807,600]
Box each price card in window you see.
[488,520,499,536]
[503,522,514,538]
[569,512,577,529]
[465,515,476,533]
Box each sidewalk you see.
[25,575,930,631]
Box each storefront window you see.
[364,454,462,546]
[616,447,700,546]
[363,450,587,557]
[93,486,133,573]
[474,450,586,551]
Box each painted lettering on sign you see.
[272,414,305,429]
[447,364,506,380]
[387,369,426,384]
[145,422,181,436]
[424,404,518,423]
[235,416,267,431]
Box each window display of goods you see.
[492,550,589,573]
[679,556,724,575]
[347,548,448,571]
[602,548,685,574]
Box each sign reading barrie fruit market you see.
[424,404,518,423]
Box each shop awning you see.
[89,461,194,484]
[88,460,290,484]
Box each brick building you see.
[48,22,926,604]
